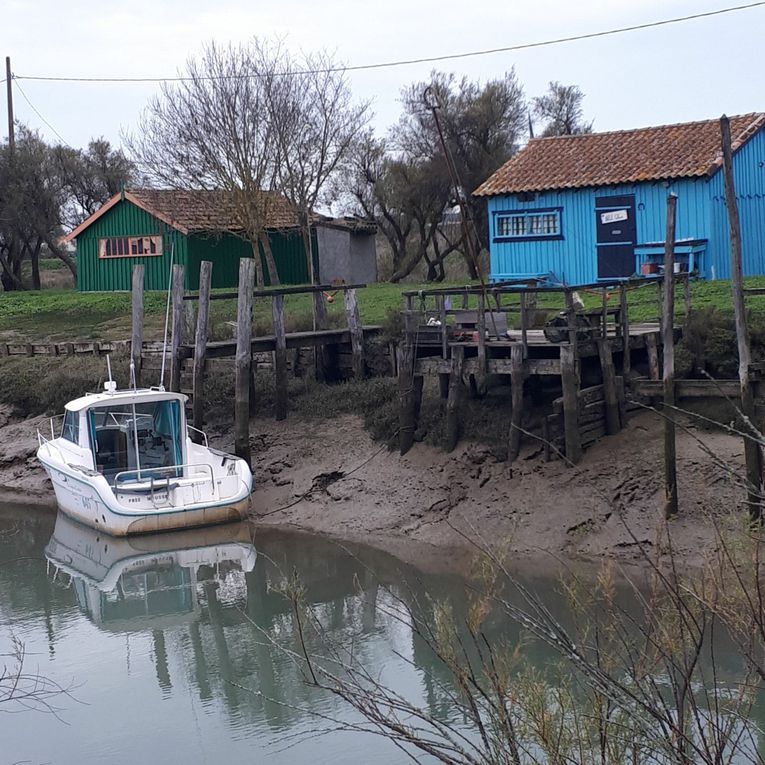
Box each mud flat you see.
[0,403,747,574]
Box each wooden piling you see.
[192,261,212,435]
[620,284,630,378]
[663,193,679,518]
[398,329,417,456]
[476,292,487,394]
[131,264,144,387]
[313,291,330,382]
[234,258,255,468]
[564,288,578,352]
[446,346,464,452]
[597,338,621,435]
[272,294,288,421]
[646,333,660,381]
[169,264,185,393]
[508,344,525,462]
[721,114,763,519]
[560,344,581,464]
[344,288,365,380]
[601,287,608,339]
[520,292,528,357]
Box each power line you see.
[12,79,71,146]
[12,1,765,84]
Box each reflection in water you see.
[0,504,763,764]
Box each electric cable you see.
[12,2,765,84]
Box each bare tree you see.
[533,81,593,138]
[126,42,282,287]
[258,42,371,284]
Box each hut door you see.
[595,195,636,279]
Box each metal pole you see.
[5,57,14,151]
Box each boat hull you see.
[40,458,251,537]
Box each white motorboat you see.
[44,513,257,631]
[36,381,253,536]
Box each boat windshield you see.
[88,399,183,483]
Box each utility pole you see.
[6,56,14,151]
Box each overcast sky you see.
[3,0,763,152]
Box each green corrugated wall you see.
[76,198,318,291]
[76,200,187,291]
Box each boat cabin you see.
[59,388,188,485]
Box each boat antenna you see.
[129,356,137,392]
[159,240,175,391]
[104,354,116,394]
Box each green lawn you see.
[1,277,764,344]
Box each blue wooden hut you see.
[474,113,765,283]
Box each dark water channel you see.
[0,502,762,764]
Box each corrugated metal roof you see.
[474,113,765,196]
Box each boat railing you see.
[114,463,217,506]
[186,424,209,448]
[37,428,66,463]
[45,413,65,441]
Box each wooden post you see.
[398,329,417,456]
[344,288,365,380]
[313,291,330,382]
[272,294,288,421]
[560,344,581,464]
[597,338,621,435]
[620,284,630,378]
[663,194,679,518]
[192,261,212,435]
[131,264,144,387]
[446,346,464,452]
[438,295,447,359]
[169,264,185,393]
[564,288,578,351]
[721,114,762,519]
[508,344,525,462]
[476,292,487,394]
[234,258,255,468]
[646,333,660,381]
[520,292,528,357]
[601,287,608,339]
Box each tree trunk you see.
[250,240,265,288]
[44,238,77,278]
[30,240,42,291]
[259,231,281,286]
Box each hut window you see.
[495,209,562,241]
[99,236,163,258]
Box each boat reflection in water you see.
[44,513,257,631]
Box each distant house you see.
[65,189,377,291]
[474,113,765,283]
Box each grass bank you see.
[4,276,765,343]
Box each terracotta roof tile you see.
[474,113,765,196]
[128,188,303,233]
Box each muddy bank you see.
[0,402,748,575]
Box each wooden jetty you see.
[396,277,686,463]
[129,261,382,467]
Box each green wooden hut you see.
[65,189,320,291]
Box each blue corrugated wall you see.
[486,129,765,283]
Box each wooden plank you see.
[192,261,212,434]
[560,344,582,464]
[722,114,763,519]
[508,344,525,462]
[663,193,678,518]
[344,288,365,380]
[414,356,561,377]
[272,294,288,421]
[186,282,367,301]
[234,258,255,469]
[131,264,144,387]
[169,263,185,393]
[446,346,464,452]
[597,338,621,435]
